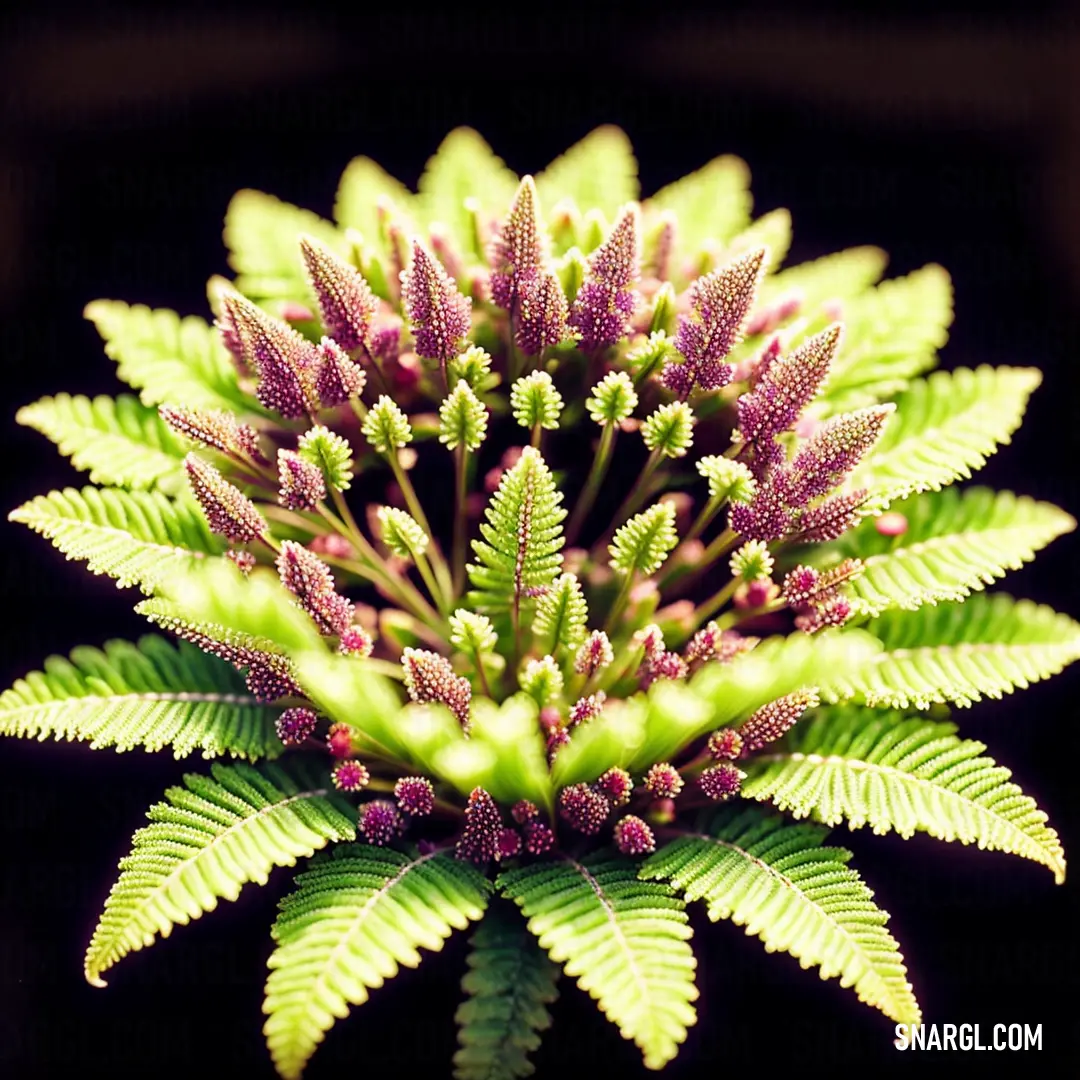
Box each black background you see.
[1,5,1078,1078]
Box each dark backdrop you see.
[1,6,1077,1078]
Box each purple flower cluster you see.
[401,648,472,732]
[568,207,640,352]
[276,541,354,636]
[401,241,472,364]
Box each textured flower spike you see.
[736,323,843,446]
[299,234,378,352]
[574,630,613,677]
[315,338,366,407]
[664,246,767,396]
[361,395,413,455]
[185,454,266,543]
[644,763,684,799]
[795,489,869,542]
[787,404,895,505]
[438,380,488,452]
[699,762,742,801]
[558,783,610,835]
[358,800,404,846]
[338,626,374,658]
[739,688,820,751]
[586,370,638,426]
[614,815,656,856]
[511,370,563,432]
[275,707,318,747]
[275,540,354,636]
[455,787,501,864]
[326,722,354,758]
[496,827,523,860]
[394,776,435,816]
[516,269,573,356]
[642,401,694,458]
[277,450,326,512]
[683,621,722,667]
[639,650,688,689]
[225,549,256,575]
[568,204,640,352]
[594,766,632,806]
[159,406,266,462]
[489,175,544,312]
[401,647,472,731]
[707,728,743,761]
[332,760,370,793]
[523,820,555,855]
[728,471,797,541]
[567,691,606,727]
[221,292,319,418]
[401,240,472,365]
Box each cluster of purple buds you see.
[326,723,353,759]
[568,206,640,352]
[707,728,743,761]
[739,689,820,752]
[634,625,687,689]
[782,559,863,632]
[401,648,472,732]
[613,815,656,856]
[394,776,435,816]
[332,760,370,793]
[275,707,318,747]
[276,540,355,636]
[359,800,404,846]
[338,626,374,658]
[455,788,502,865]
[699,763,742,801]
[277,450,325,511]
[644,762,683,800]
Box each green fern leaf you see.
[334,155,416,262]
[645,154,751,250]
[0,635,284,760]
[84,300,252,413]
[834,486,1075,616]
[640,806,921,1025]
[534,573,589,655]
[16,393,187,491]
[85,759,354,988]
[263,845,492,1080]
[741,707,1066,882]
[468,447,566,618]
[553,628,881,786]
[536,126,639,228]
[728,207,793,268]
[498,852,697,1071]
[815,264,953,412]
[416,128,519,261]
[9,485,222,592]
[760,245,888,311]
[224,188,347,303]
[850,366,1041,508]
[826,593,1080,708]
[453,902,560,1080]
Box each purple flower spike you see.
[707,728,743,761]
[401,647,472,732]
[567,692,606,728]
[558,783,611,835]
[276,540,354,636]
[275,707,318,747]
[359,800,404,846]
[516,270,572,355]
[299,234,378,352]
[512,800,539,825]
[327,722,353,759]
[394,776,435,816]
[489,175,544,312]
[644,762,684,799]
[185,454,266,544]
[523,820,555,855]
[277,449,326,512]
[222,293,320,419]
[665,246,767,395]
[787,405,894,505]
[315,337,366,407]
[456,787,502,865]
[568,205,641,352]
[699,763,742,802]
[739,689,820,752]
[594,766,633,807]
[332,759,371,792]
[338,626,374,658]
[160,405,266,462]
[795,489,868,542]
[495,827,523,861]
[401,240,472,364]
[614,815,656,856]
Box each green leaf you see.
[645,154,751,252]
[641,806,921,1025]
[416,128,519,261]
[224,189,347,303]
[334,155,416,261]
[498,852,697,1071]
[760,245,888,310]
[834,486,1075,616]
[84,300,252,413]
[826,593,1080,708]
[84,760,354,988]
[536,126,639,226]
[742,706,1066,882]
[264,845,492,1080]
[728,207,792,269]
[553,628,882,786]
[9,485,222,593]
[0,635,285,760]
[850,366,1041,508]
[453,902,560,1080]
[815,265,953,412]
[16,393,187,492]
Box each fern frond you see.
[9,485,222,592]
[645,154,751,254]
[816,265,953,412]
[263,845,492,1080]
[334,155,415,265]
[742,707,1066,882]
[84,300,252,413]
[826,593,1080,708]
[0,635,284,759]
[760,245,888,311]
[850,366,1041,507]
[16,393,187,491]
[498,852,697,1071]
[85,760,354,988]
[225,189,346,302]
[453,902,560,1080]
[468,447,566,617]
[833,487,1074,615]
[641,806,921,1025]
[534,573,589,655]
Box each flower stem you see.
[593,447,663,557]
[565,423,616,546]
[387,451,454,607]
[452,445,469,598]
[603,572,636,636]
[694,574,741,626]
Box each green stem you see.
[694,575,741,627]
[413,550,445,613]
[471,648,494,698]
[683,494,724,547]
[603,572,636,636]
[387,451,454,606]
[530,421,543,450]
[565,423,616,546]
[593,447,663,558]
[452,445,469,598]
